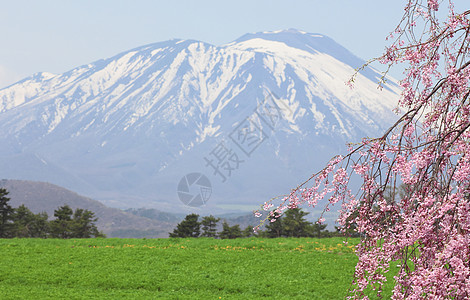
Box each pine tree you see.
[71,208,104,238]
[282,208,313,237]
[12,204,49,238]
[49,205,74,238]
[242,225,255,238]
[309,222,327,238]
[169,213,201,238]
[201,215,220,237]
[264,212,283,238]
[218,221,242,239]
[12,204,34,237]
[0,188,14,238]
[29,211,49,238]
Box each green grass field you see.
[0,238,395,299]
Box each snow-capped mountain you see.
[0,29,400,213]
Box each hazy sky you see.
[0,1,452,89]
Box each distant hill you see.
[0,179,179,238]
[124,208,184,223]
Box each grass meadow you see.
[0,237,396,299]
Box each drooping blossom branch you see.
[255,1,470,298]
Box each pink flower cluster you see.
[259,1,470,298]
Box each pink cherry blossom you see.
[258,1,470,298]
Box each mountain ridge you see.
[0,29,400,214]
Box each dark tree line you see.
[169,213,251,239]
[170,214,227,238]
[0,188,104,238]
[169,208,341,239]
[263,208,331,238]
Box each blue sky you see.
[0,1,431,88]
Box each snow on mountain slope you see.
[0,29,400,213]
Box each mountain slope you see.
[0,29,400,213]
[0,179,177,238]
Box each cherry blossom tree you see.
[256,1,470,298]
